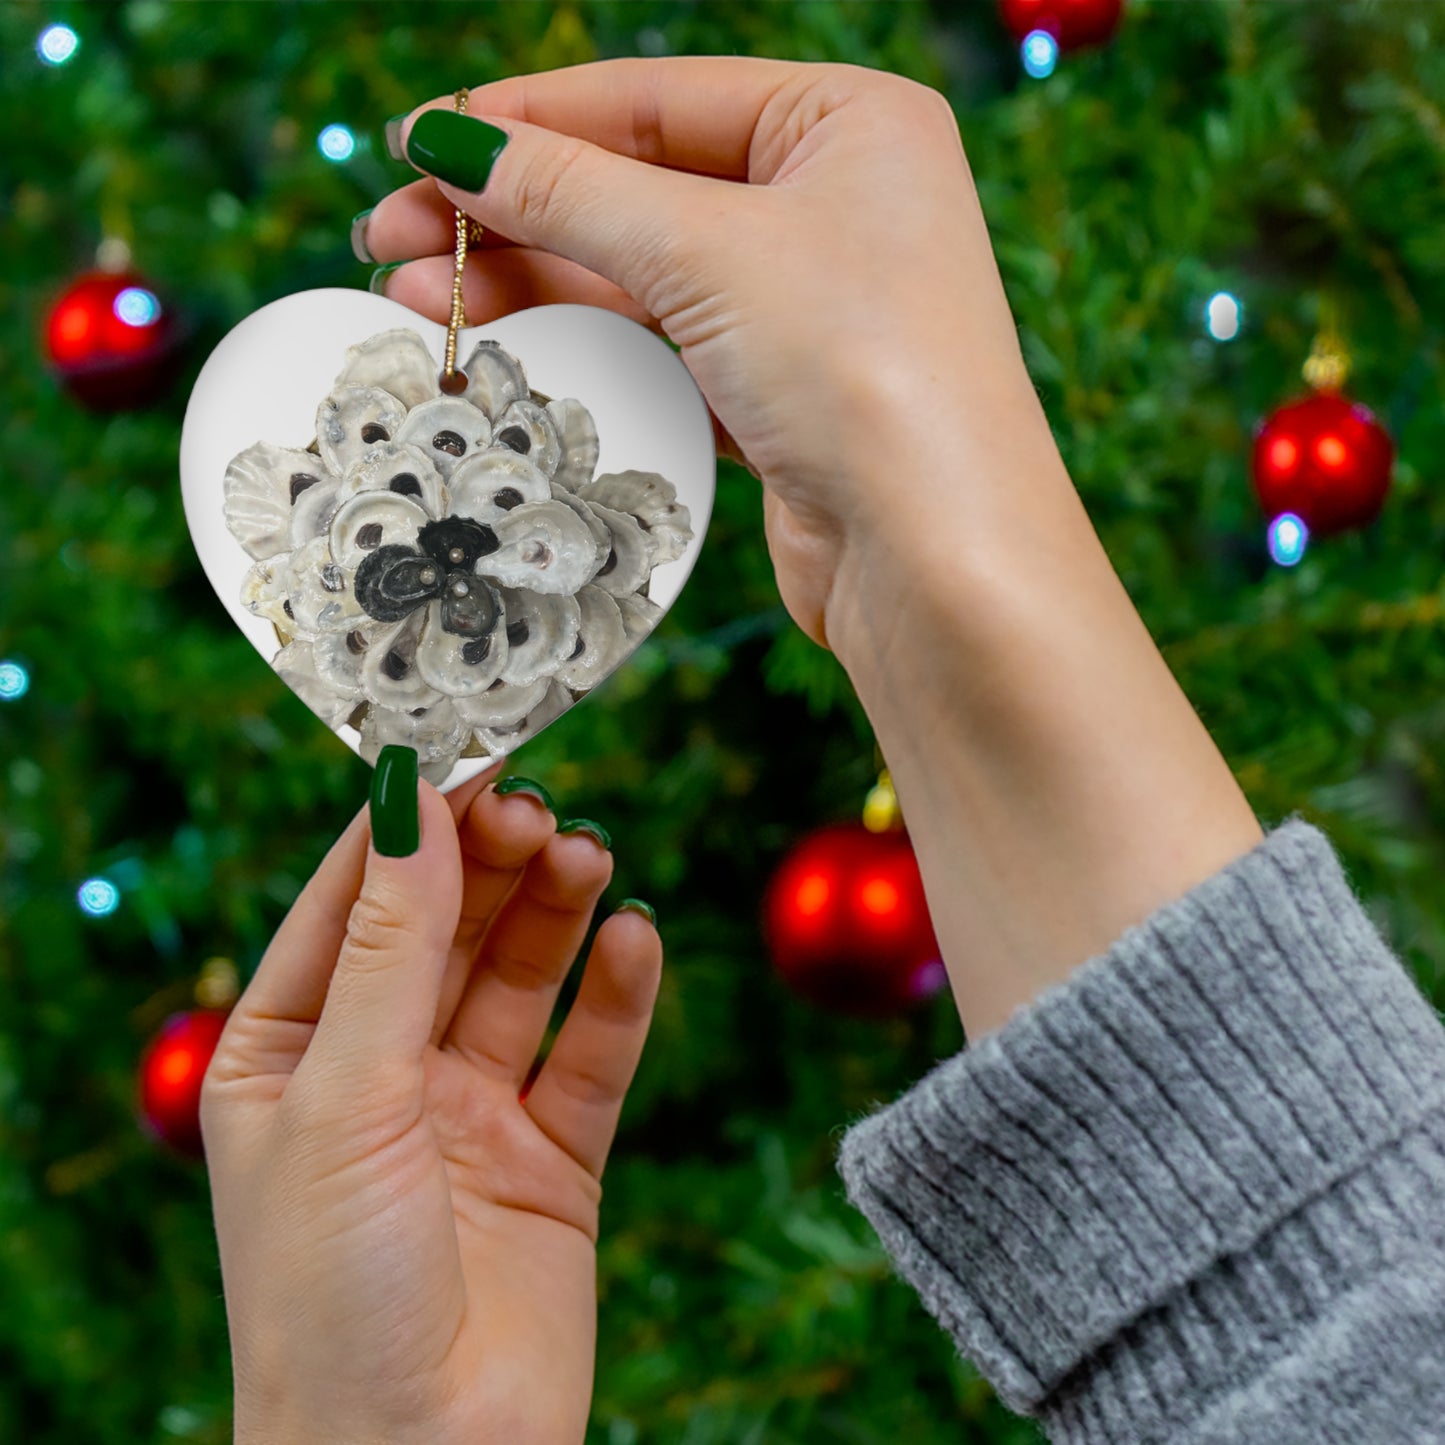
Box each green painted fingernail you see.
[558,818,611,850]
[370,745,419,857]
[617,898,656,925]
[350,208,375,264]
[494,775,555,812]
[369,261,404,296]
[405,110,509,192]
[384,113,409,162]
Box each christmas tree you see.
[3,3,1444,1441]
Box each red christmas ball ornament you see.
[763,821,945,1017]
[137,1009,230,1157]
[998,0,1124,50]
[44,269,182,409]
[1251,391,1394,537]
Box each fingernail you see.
[493,775,555,812]
[370,745,420,857]
[369,261,405,296]
[617,897,656,926]
[350,208,375,264]
[558,818,611,850]
[384,113,409,162]
[404,110,509,192]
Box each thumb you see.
[303,746,463,1088]
[397,106,738,319]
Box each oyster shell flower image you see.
[222,328,693,784]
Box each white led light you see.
[1267,512,1308,567]
[114,287,161,327]
[0,660,29,700]
[318,124,356,162]
[1022,30,1059,80]
[38,24,79,66]
[1205,291,1242,342]
[78,877,121,917]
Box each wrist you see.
[823,378,1077,668]
[824,430,1261,1039]
[820,331,1072,638]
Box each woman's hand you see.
[363,59,1262,1039]
[201,763,661,1445]
[363,56,1050,653]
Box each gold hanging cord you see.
[442,88,484,390]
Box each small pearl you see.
[448,547,465,564]
[420,567,437,585]
[451,578,470,597]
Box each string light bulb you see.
[1021,30,1059,77]
[37,24,79,66]
[0,660,30,701]
[1205,291,1242,341]
[1267,512,1309,567]
[77,877,121,917]
[318,124,356,162]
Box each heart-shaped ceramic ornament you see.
[180,290,714,790]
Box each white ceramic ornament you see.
[180,290,714,790]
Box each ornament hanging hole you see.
[439,368,469,397]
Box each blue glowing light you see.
[1205,291,1242,342]
[78,878,121,917]
[318,124,356,162]
[1267,512,1309,567]
[0,661,29,701]
[37,24,79,66]
[114,287,161,328]
[1022,29,1059,79]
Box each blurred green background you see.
[3,1,1445,1441]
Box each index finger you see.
[427,55,813,183]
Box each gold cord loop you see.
[443,88,480,389]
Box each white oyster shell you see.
[316,385,408,476]
[240,554,293,628]
[396,396,493,480]
[477,678,573,754]
[461,340,528,419]
[581,499,657,598]
[477,500,600,595]
[448,450,552,527]
[286,535,368,637]
[615,591,664,645]
[495,586,582,687]
[577,470,692,565]
[414,591,509,697]
[225,442,333,561]
[337,440,447,518]
[334,328,440,409]
[289,476,342,548]
[329,491,431,570]
[553,585,628,691]
[360,699,473,787]
[549,485,612,554]
[311,622,384,701]
[492,399,562,479]
[359,612,444,712]
[454,675,551,730]
[545,398,599,493]
[274,641,357,730]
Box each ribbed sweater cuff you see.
[836,819,1445,1429]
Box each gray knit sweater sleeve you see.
[835,819,1445,1443]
